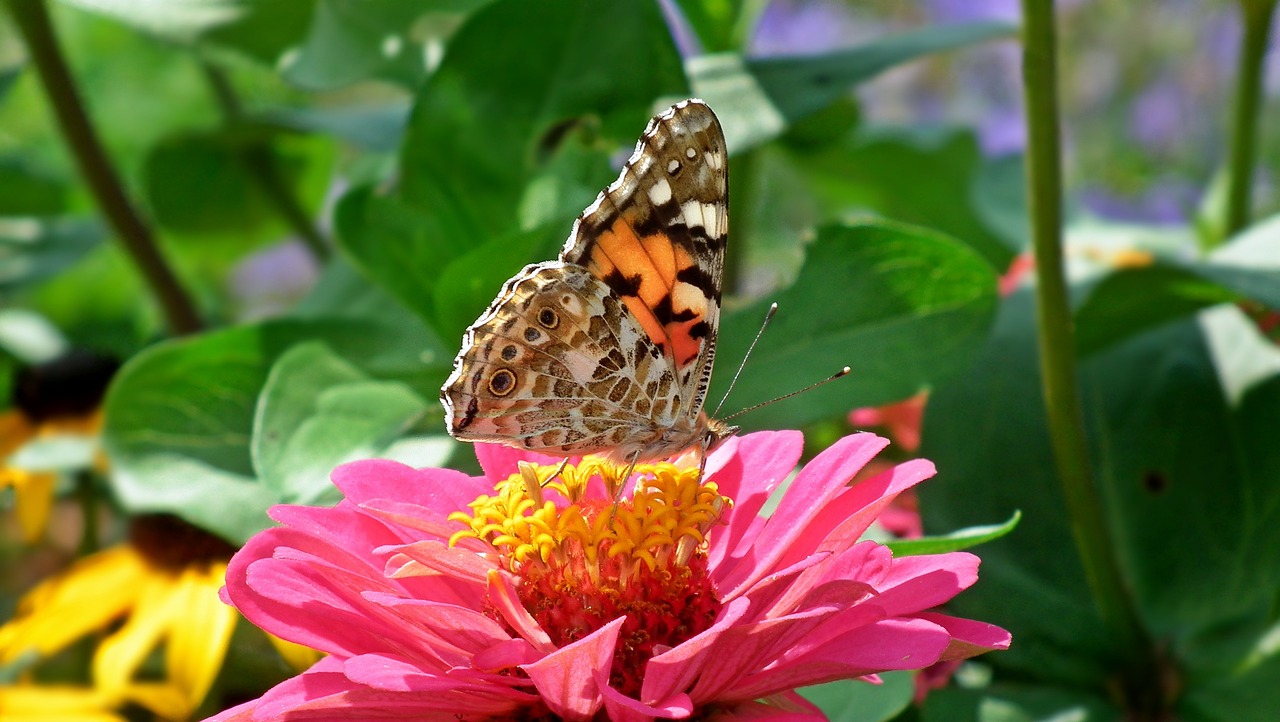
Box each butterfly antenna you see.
[722,366,852,421]
[713,302,778,417]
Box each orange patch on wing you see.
[669,319,703,367]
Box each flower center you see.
[450,458,728,696]
[129,514,237,572]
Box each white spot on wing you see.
[648,178,673,206]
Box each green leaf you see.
[888,511,1021,557]
[920,292,1280,708]
[252,342,427,505]
[801,672,914,722]
[1075,215,1280,355]
[922,685,1122,722]
[0,63,22,103]
[262,103,410,152]
[431,224,564,346]
[333,185,477,326]
[0,217,105,292]
[786,126,1020,268]
[279,0,456,90]
[689,23,1014,152]
[712,220,998,431]
[141,129,325,239]
[103,318,432,543]
[399,0,687,241]
[749,22,1014,127]
[0,156,67,215]
[1074,264,1238,356]
[972,154,1029,252]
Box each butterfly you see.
[441,98,738,466]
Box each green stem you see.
[1019,1,1164,716]
[1220,0,1279,244]
[200,62,331,262]
[5,0,202,335]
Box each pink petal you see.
[708,431,805,577]
[474,443,565,481]
[916,611,1012,659]
[488,570,555,651]
[704,691,827,720]
[520,616,626,721]
[383,540,492,587]
[642,597,754,703]
[718,433,890,595]
[727,617,951,700]
[331,458,489,512]
[599,679,693,722]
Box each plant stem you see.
[5,0,202,335]
[200,62,330,262]
[1220,0,1279,243]
[1019,0,1163,716]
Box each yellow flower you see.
[0,517,237,721]
[0,683,126,722]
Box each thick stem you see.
[1220,0,1279,243]
[1019,0,1164,716]
[6,0,202,334]
[201,62,330,262]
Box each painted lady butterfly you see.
[441,99,737,464]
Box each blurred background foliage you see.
[1,0,1279,720]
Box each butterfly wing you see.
[441,262,677,456]
[442,99,729,461]
[560,99,728,427]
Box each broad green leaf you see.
[801,672,914,722]
[712,220,998,431]
[103,318,431,543]
[1075,215,1280,355]
[749,22,1014,128]
[252,342,427,505]
[689,23,1014,152]
[263,103,410,152]
[922,685,1122,722]
[972,154,1029,252]
[671,0,751,54]
[888,511,1021,557]
[0,64,22,103]
[333,185,473,325]
[783,126,1019,268]
[431,224,564,346]
[142,129,328,241]
[920,293,1280,713]
[279,0,456,90]
[400,0,687,240]
[1074,264,1237,356]
[0,217,105,292]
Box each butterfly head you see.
[702,416,739,455]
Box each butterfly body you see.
[442,99,736,463]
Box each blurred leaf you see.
[334,185,475,325]
[0,156,67,215]
[749,22,1014,127]
[399,0,687,241]
[801,672,914,722]
[0,217,105,292]
[281,0,431,90]
[1074,264,1237,356]
[972,154,1029,253]
[671,0,745,54]
[0,63,22,102]
[712,220,998,431]
[784,126,1019,269]
[888,511,1021,557]
[431,224,563,346]
[252,342,427,506]
[1075,216,1280,355]
[142,129,324,239]
[690,23,1014,152]
[922,685,1122,722]
[0,309,68,364]
[920,293,1280,712]
[263,103,410,152]
[103,318,432,543]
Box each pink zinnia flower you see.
[208,431,1009,721]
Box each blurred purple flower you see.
[1079,179,1200,226]
[1128,77,1187,152]
[924,0,1020,24]
[656,0,702,57]
[228,241,320,321]
[751,0,876,56]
